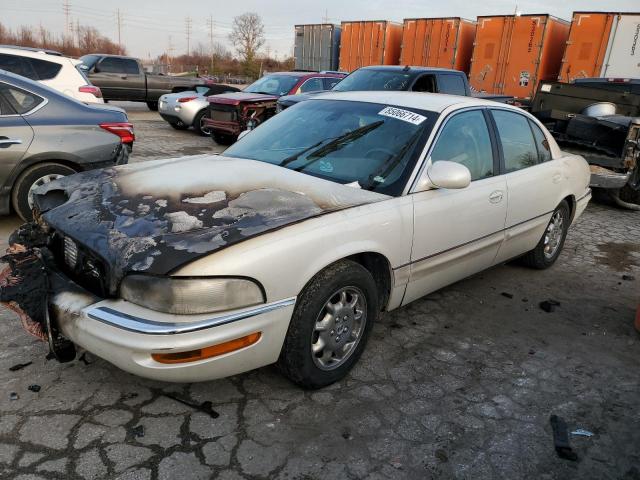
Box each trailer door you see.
[602,14,640,78]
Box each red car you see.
[204,71,345,144]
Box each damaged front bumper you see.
[1,225,296,382]
[57,294,295,383]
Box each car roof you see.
[309,91,509,113]
[0,46,74,64]
[356,65,463,74]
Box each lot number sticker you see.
[378,106,427,125]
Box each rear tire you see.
[519,200,570,269]
[277,260,378,389]
[146,101,159,111]
[193,110,212,136]
[12,163,77,221]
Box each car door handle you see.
[0,138,22,148]
[489,190,504,203]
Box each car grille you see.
[210,104,236,122]
[52,233,109,298]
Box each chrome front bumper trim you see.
[86,297,296,335]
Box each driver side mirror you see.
[415,161,471,192]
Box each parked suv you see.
[0,46,103,104]
[0,70,133,220]
[204,71,344,144]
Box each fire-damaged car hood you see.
[33,155,389,294]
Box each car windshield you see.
[244,74,300,96]
[224,99,437,196]
[333,70,413,92]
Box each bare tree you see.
[229,12,264,75]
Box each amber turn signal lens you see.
[151,332,261,364]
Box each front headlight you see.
[120,275,265,315]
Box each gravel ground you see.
[0,104,638,480]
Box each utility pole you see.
[75,18,80,48]
[323,9,329,24]
[185,17,192,57]
[63,0,72,39]
[167,35,174,73]
[206,14,214,74]
[116,9,123,53]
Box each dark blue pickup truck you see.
[276,66,513,111]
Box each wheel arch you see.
[9,158,82,201]
[562,194,576,223]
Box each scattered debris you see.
[622,274,635,281]
[163,393,219,419]
[539,300,561,313]
[571,428,594,437]
[9,392,18,401]
[528,349,536,355]
[27,384,41,393]
[550,415,578,461]
[341,430,353,440]
[501,292,514,299]
[9,361,33,371]
[434,449,449,463]
[122,392,138,401]
[131,425,145,438]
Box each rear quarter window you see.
[0,85,45,114]
[27,57,62,80]
[0,54,36,80]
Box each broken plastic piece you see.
[501,292,514,299]
[131,425,145,438]
[539,300,561,313]
[9,361,33,372]
[28,384,41,393]
[9,392,18,401]
[571,428,594,437]
[163,393,219,419]
[550,415,578,461]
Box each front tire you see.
[277,260,378,389]
[146,101,159,111]
[520,200,570,269]
[193,110,212,136]
[12,163,77,221]
[212,133,235,145]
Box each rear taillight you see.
[100,122,135,144]
[178,96,198,103]
[79,85,102,98]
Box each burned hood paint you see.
[34,155,389,293]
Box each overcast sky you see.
[2,0,638,60]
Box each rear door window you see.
[437,74,467,95]
[0,54,36,79]
[492,110,539,172]
[0,85,45,114]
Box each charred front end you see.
[204,94,278,142]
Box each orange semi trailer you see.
[469,14,570,99]
[560,12,640,81]
[400,17,476,73]
[339,21,403,72]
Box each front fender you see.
[173,196,414,308]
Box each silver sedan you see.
[158,84,240,136]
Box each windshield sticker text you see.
[378,107,426,125]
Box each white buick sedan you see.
[6,92,591,388]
